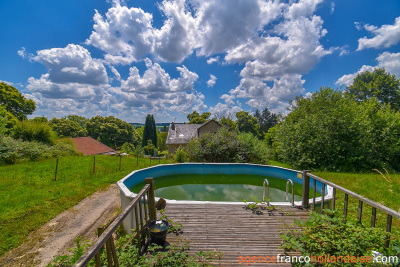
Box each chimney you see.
[171,122,175,130]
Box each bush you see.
[0,137,80,165]
[13,120,57,145]
[120,142,135,154]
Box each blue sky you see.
[1,0,400,123]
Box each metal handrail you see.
[262,179,270,206]
[286,179,295,207]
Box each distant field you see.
[0,155,173,256]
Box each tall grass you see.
[0,155,173,256]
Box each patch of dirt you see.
[0,184,120,267]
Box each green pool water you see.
[130,173,311,202]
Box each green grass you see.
[0,155,173,256]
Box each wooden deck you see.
[164,203,310,266]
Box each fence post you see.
[54,158,59,181]
[302,170,310,209]
[93,156,96,174]
[145,177,156,221]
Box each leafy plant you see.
[280,209,400,266]
[242,196,274,214]
[47,237,91,267]
[49,233,222,266]
[159,209,183,234]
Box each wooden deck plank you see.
[163,203,308,266]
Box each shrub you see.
[13,120,57,145]
[174,146,188,163]
[237,132,268,164]
[0,137,80,165]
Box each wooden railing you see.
[74,177,156,267]
[302,170,400,247]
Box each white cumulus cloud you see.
[357,17,400,51]
[207,74,217,87]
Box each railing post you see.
[145,177,157,221]
[302,170,310,209]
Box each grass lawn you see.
[0,155,173,256]
[269,160,400,228]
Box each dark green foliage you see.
[272,87,400,171]
[280,209,400,266]
[50,118,88,138]
[254,108,279,137]
[0,82,36,120]
[0,137,80,165]
[13,120,57,145]
[185,128,268,163]
[142,114,157,148]
[236,111,261,138]
[346,68,400,110]
[85,116,139,149]
[187,111,211,124]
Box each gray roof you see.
[166,124,201,144]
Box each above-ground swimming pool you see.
[117,163,332,233]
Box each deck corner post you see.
[145,177,157,221]
[302,170,310,209]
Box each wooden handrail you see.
[302,171,399,247]
[306,172,400,219]
[74,178,156,267]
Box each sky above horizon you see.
[1,0,400,123]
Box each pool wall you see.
[117,163,333,233]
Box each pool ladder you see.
[286,179,295,207]
[263,179,295,207]
[262,179,270,206]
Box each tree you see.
[66,115,88,127]
[0,82,36,120]
[346,68,400,110]
[49,118,88,138]
[254,108,279,136]
[272,87,400,171]
[157,131,168,152]
[219,116,238,132]
[187,111,211,124]
[235,111,261,138]
[85,116,139,149]
[142,114,157,148]
[0,106,18,135]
